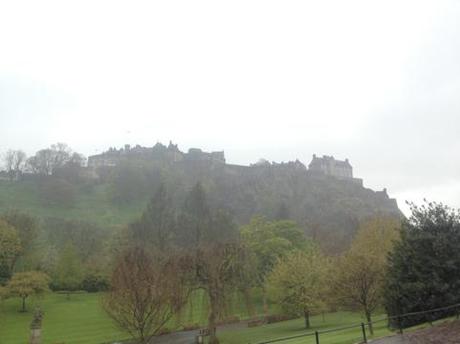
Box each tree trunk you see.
[139,329,146,344]
[208,290,220,344]
[262,287,269,316]
[243,288,255,317]
[365,311,373,335]
[21,296,27,312]
[304,309,310,329]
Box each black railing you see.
[255,302,460,344]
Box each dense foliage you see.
[7,271,49,312]
[385,202,460,327]
[0,220,21,283]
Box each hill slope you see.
[0,153,401,252]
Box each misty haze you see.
[1,1,460,344]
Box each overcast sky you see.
[1,0,459,215]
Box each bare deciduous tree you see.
[2,150,27,180]
[26,143,75,176]
[102,247,189,344]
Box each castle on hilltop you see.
[88,141,225,168]
[88,143,364,184]
[308,155,353,180]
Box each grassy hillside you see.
[0,180,144,226]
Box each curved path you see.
[150,321,250,344]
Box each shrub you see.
[81,272,109,293]
[265,314,296,324]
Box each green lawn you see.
[0,290,277,344]
[218,311,392,344]
[0,293,126,344]
[3,291,444,344]
[0,291,389,344]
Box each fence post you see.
[361,323,367,343]
[315,330,320,344]
[398,315,403,335]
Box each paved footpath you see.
[370,335,408,344]
[153,329,200,344]
[149,321,249,344]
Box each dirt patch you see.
[372,320,460,344]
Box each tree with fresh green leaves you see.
[267,249,329,329]
[54,242,83,298]
[241,216,309,314]
[7,271,49,312]
[2,211,38,270]
[333,217,400,334]
[2,211,38,255]
[0,220,22,283]
[385,202,460,328]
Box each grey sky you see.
[1,1,460,215]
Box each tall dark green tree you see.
[129,184,176,250]
[384,201,460,327]
[275,202,290,220]
[176,182,211,247]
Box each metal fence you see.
[255,302,460,344]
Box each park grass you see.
[0,180,143,226]
[0,291,391,344]
[217,311,460,344]
[0,293,126,344]
[217,311,392,344]
[0,290,278,344]
[2,291,443,344]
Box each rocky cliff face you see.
[161,159,401,253]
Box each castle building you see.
[87,142,225,168]
[308,155,353,180]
